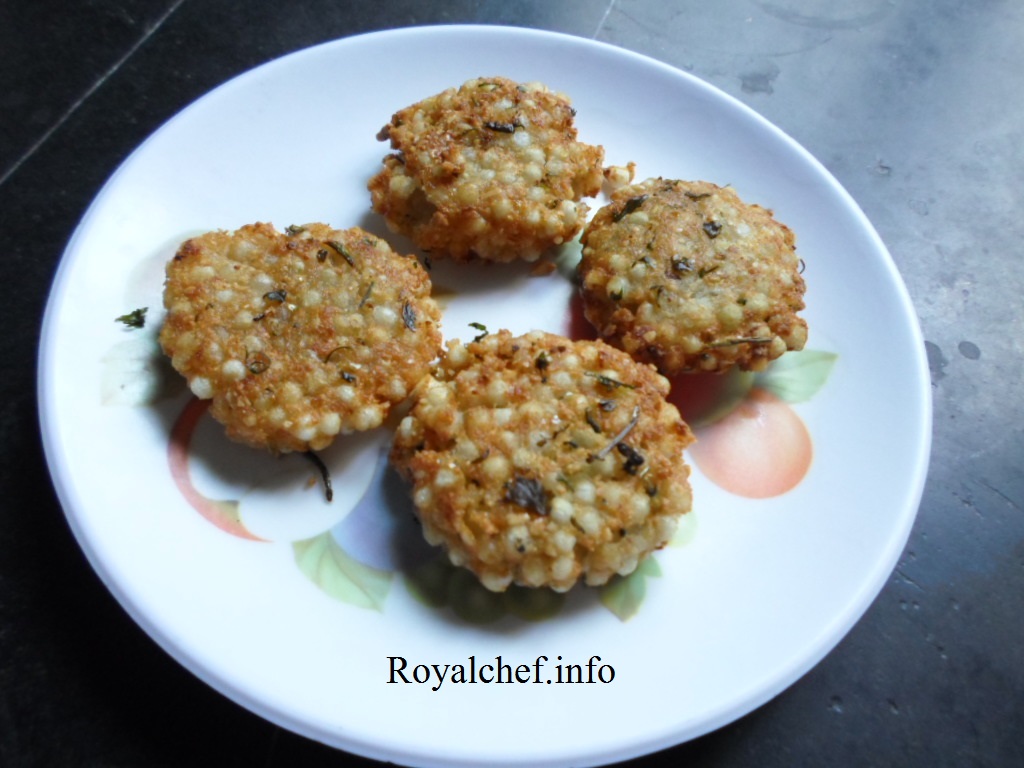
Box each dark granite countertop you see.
[2,1,1021,765]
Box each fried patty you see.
[369,76,605,263]
[391,330,694,592]
[578,179,807,374]
[159,222,442,453]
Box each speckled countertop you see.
[2,1,1021,765]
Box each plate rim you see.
[37,23,933,768]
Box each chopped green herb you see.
[671,257,693,274]
[263,290,287,303]
[484,120,518,133]
[591,405,641,462]
[585,409,603,434]
[358,281,375,309]
[616,442,645,475]
[286,224,306,236]
[598,399,617,412]
[340,371,357,383]
[303,451,333,502]
[327,240,356,266]
[317,248,329,262]
[697,265,720,279]
[703,220,722,238]
[535,351,550,371]
[115,307,147,329]
[246,352,270,374]
[402,302,417,331]
[505,475,547,515]
[469,322,489,342]
[613,194,648,222]
[585,371,636,390]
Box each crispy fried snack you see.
[160,223,441,452]
[369,77,605,262]
[578,179,807,374]
[391,330,694,592]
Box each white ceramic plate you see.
[39,26,931,768]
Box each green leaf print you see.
[757,349,838,403]
[293,532,392,611]
[101,334,185,406]
[599,556,663,621]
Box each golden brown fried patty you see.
[391,330,694,592]
[578,179,807,374]
[369,76,605,263]
[160,223,442,453]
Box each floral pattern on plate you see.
[102,308,836,623]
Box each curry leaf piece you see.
[757,349,838,403]
[505,474,548,514]
[293,532,392,611]
[115,307,147,329]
